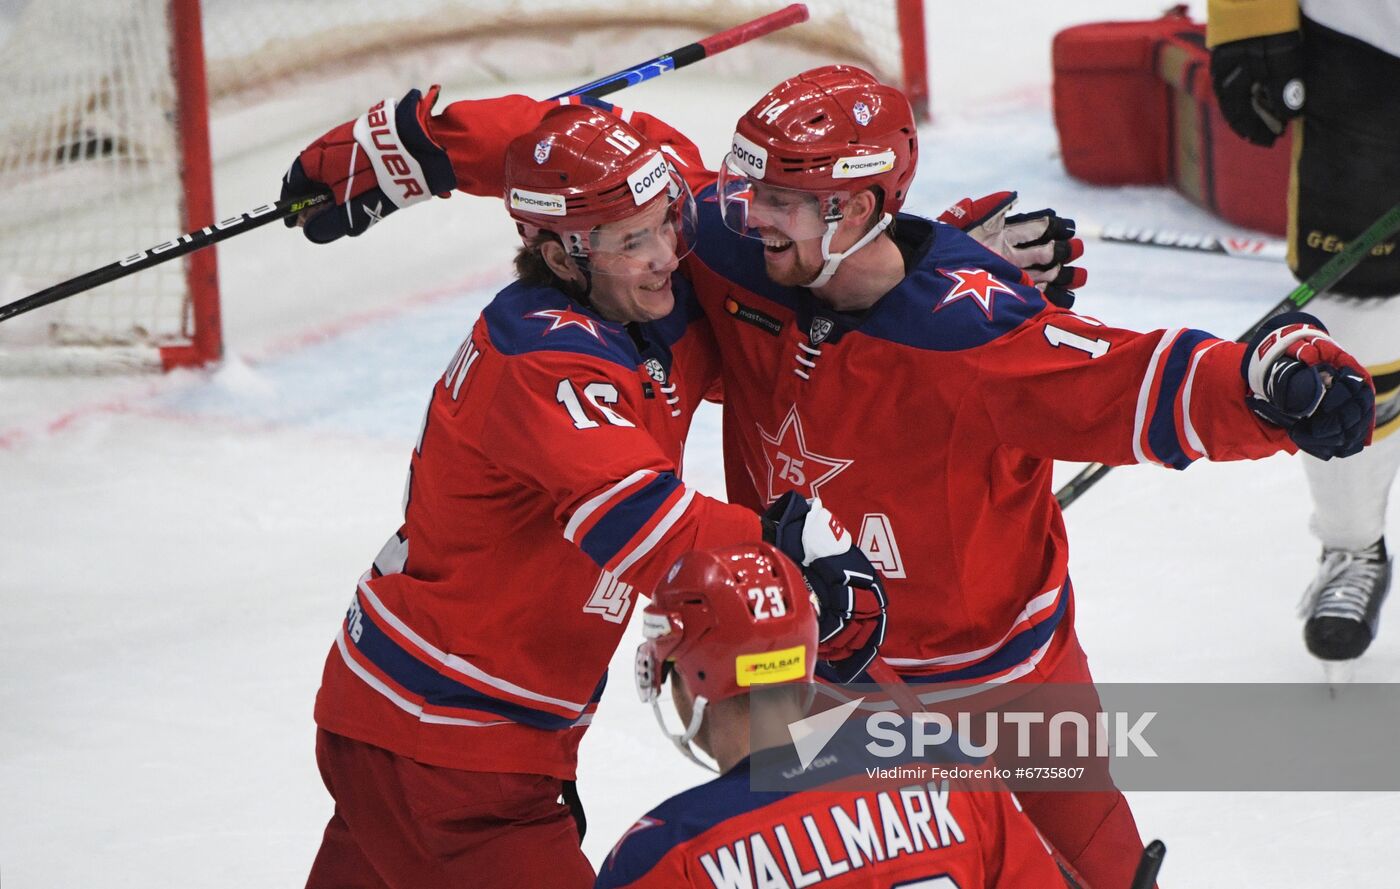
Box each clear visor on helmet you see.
[717,156,846,243]
[561,167,698,276]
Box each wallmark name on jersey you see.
[696,781,966,889]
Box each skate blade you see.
[1322,660,1356,697]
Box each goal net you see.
[0,0,927,373]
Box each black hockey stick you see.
[1055,200,1400,509]
[0,4,810,328]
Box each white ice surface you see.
[3,3,1397,887]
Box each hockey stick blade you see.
[1056,200,1400,509]
[0,4,811,329]
[1080,222,1286,263]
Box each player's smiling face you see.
[748,185,826,286]
[586,197,680,323]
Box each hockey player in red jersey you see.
[597,541,1069,889]
[294,102,888,889]
[287,69,1374,888]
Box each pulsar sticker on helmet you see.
[736,644,806,686]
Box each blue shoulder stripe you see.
[579,473,684,568]
[1147,329,1217,469]
[859,223,1048,352]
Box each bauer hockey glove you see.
[939,191,1086,308]
[282,87,457,243]
[1243,312,1375,460]
[762,491,887,683]
[1210,31,1305,147]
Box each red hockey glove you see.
[1243,312,1375,459]
[1210,32,1304,147]
[282,87,457,244]
[939,191,1086,308]
[762,492,887,683]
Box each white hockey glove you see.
[939,191,1086,308]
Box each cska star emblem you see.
[534,137,553,164]
[756,404,853,503]
[527,308,605,341]
[934,268,1024,320]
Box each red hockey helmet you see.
[717,66,918,287]
[636,542,817,708]
[720,65,917,225]
[504,104,697,273]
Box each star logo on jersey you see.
[934,268,1024,320]
[527,308,605,341]
[757,404,853,503]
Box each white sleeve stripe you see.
[1182,340,1224,459]
[1131,328,1183,466]
[357,578,592,712]
[619,107,634,122]
[613,487,697,577]
[564,469,656,542]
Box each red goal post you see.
[0,0,927,374]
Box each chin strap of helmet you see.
[806,210,893,289]
[650,695,719,774]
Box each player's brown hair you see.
[513,231,587,301]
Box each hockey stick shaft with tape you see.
[0,4,811,327]
[554,3,809,101]
[1055,200,1400,509]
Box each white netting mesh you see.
[0,0,918,372]
[201,1,908,97]
[0,0,186,357]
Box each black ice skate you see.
[1300,538,1392,662]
